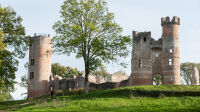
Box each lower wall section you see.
[55,78,131,91]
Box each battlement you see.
[161,16,180,26]
[133,31,151,38]
[33,33,50,37]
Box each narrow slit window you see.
[30,72,34,79]
[169,59,172,65]
[139,60,143,68]
[170,49,173,53]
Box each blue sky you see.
[1,0,200,100]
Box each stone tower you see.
[27,35,52,99]
[161,16,180,85]
[191,67,199,85]
[130,16,181,85]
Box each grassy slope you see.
[1,85,200,112]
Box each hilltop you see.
[1,85,200,112]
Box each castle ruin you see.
[28,16,189,99]
[130,16,181,85]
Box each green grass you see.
[1,85,200,112]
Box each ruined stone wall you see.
[54,75,130,91]
[28,35,52,99]
[191,67,199,85]
[110,71,129,82]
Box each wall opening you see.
[152,74,163,85]
[30,59,35,65]
[30,72,34,79]
[169,59,172,65]
[170,49,173,53]
[155,53,159,57]
[143,37,146,42]
[139,60,142,68]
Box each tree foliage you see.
[51,63,81,78]
[0,6,30,58]
[0,5,30,99]
[180,62,200,85]
[53,0,131,93]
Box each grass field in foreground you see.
[1,85,200,112]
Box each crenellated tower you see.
[161,16,180,85]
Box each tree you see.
[180,62,200,85]
[52,63,68,78]
[0,5,30,97]
[65,66,80,78]
[53,0,131,93]
[51,63,81,78]
[0,6,30,58]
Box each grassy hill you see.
[1,85,200,112]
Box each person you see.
[50,85,54,99]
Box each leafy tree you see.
[52,63,68,78]
[0,6,30,58]
[65,66,80,78]
[180,62,200,85]
[53,0,131,93]
[52,63,80,78]
[0,5,30,98]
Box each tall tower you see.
[28,34,52,99]
[161,16,180,85]
[131,31,153,85]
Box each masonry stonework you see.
[27,35,52,99]
[191,67,199,85]
[130,16,181,85]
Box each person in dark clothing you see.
[50,85,54,99]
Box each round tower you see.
[161,16,180,85]
[27,34,52,99]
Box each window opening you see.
[169,59,172,65]
[139,60,143,68]
[170,49,173,53]
[30,72,34,79]
[143,37,146,42]
[155,53,159,57]
[30,59,35,65]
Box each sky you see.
[1,0,200,100]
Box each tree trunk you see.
[84,75,89,93]
[84,62,89,93]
